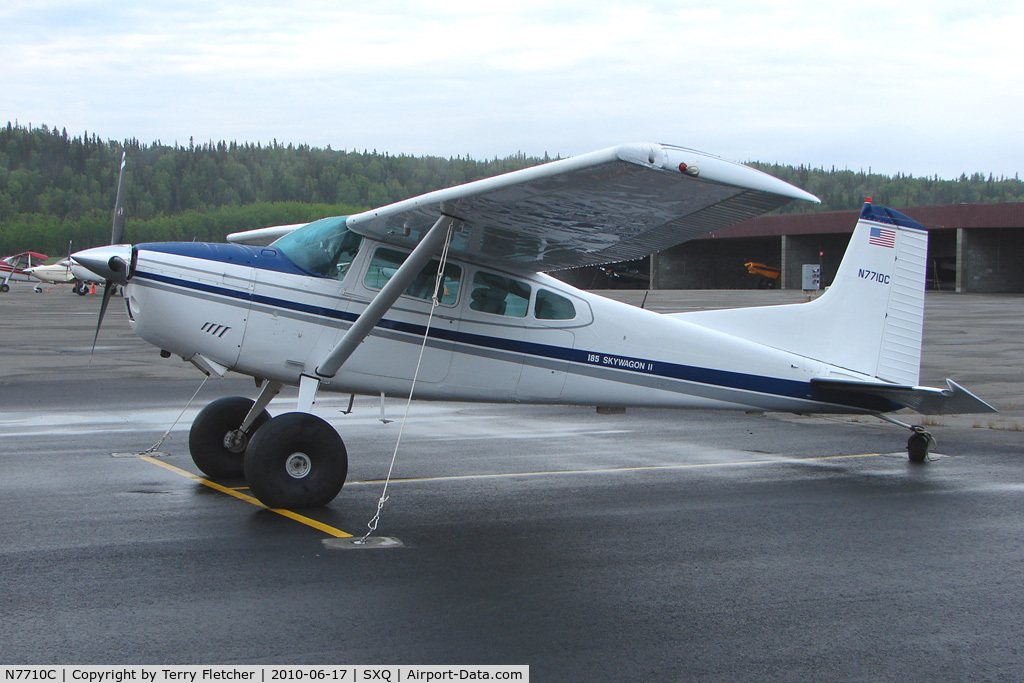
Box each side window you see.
[535,289,576,320]
[469,271,531,317]
[363,248,461,305]
[332,229,363,280]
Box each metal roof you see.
[703,202,1024,239]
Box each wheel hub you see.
[285,453,312,479]
[222,430,248,453]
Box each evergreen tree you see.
[2,122,1022,255]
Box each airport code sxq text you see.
[0,668,528,683]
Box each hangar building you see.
[557,203,1024,293]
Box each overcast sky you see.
[3,0,1022,179]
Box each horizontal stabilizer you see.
[811,378,997,415]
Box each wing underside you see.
[345,143,818,272]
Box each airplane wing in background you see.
[226,223,310,246]
[227,143,818,267]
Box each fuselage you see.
[25,261,75,284]
[118,237,885,415]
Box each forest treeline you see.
[2,122,1022,256]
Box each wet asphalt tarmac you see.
[1,283,1022,681]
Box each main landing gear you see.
[189,396,348,508]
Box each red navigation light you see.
[678,162,688,173]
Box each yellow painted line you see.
[140,456,353,538]
[349,452,886,486]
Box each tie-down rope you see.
[357,221,455,544]
[138,374,210,455]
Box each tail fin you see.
[673,201,928,384]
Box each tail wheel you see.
[244,412,348,509]
[907,431,933,464]
[189,396,271,478]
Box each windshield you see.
[271,216,362,279]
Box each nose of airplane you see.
[71,244,133,284]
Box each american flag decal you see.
[869,226,896,248]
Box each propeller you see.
[71,152,132,358]
[110,152,127,245]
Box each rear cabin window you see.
[469,271,531,317]
[535,289,576,320]
[364,247,461,305]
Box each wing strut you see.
[291,215,455,411]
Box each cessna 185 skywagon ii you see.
[72,143,995,509]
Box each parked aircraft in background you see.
[1,251,48,292]
[25,250,104,295]
[72,143,995,510]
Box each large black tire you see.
[244,412,348,509]
[189,396,271,478]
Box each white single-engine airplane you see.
[25,251,104,295]
[72,143,995,509]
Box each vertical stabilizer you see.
[816,202,928,384]
[673,202,929,385]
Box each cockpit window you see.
[271,216,362,279]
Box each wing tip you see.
[612,142,820,204]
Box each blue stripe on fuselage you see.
[133,261,895,412]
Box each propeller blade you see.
[90,281,117,360]
[85,153,129,361]
[110,152,127,245]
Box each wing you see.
[345,143,818,272]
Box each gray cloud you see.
[2,1,1022,178]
